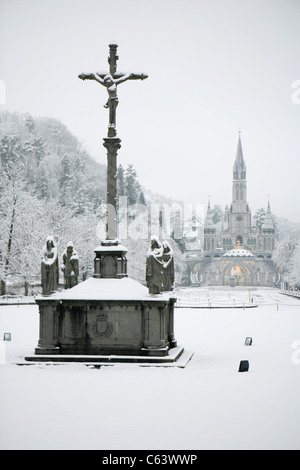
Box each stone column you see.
[35,302,60,354]
[142,302,170,356]
[103,137,121,240]
[168,297,177,348]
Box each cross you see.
[78,44,148,240]
[79,44,148,137]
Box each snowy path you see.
[0,288,299,450]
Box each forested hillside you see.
[0,111,186,294]
[0,111,107,211]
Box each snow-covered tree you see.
[290,243,300,287]
[117,164,125,196]
[59,153,74,206]
[25,113,35,134]
[0,134,25,172]
[253,208,266,233]
[272,233,300,289]
[212,204,224,225]
[125,164,140,206]
[0,164,49,293]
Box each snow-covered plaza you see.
[0,287,300,450]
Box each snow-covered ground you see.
[0,287,300,450]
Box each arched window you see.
[236,235,243,245]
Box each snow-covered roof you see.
[224,247,254,257]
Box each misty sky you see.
[0,0,299,223]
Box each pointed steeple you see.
[233,131,246,180]
[261,196,275,232]
[204,197,216,232]
[231,131,249,210]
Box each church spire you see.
[231,131,248,207]
[261,196,275,232]
[233,132,246,180]
[204,197,216,231]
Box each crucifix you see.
[79,44,148,240]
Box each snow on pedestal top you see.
[36,277,173,302]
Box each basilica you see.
[186,134,279,287]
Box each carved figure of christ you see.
[79,44,148,136]
[79,72,147,135]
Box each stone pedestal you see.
[93,240,127,279]
[34,278,177,357]
[33,241,178,359]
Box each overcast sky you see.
[1,0,299,223]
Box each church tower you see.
[203,198,217,252]
[232,132,247,212]
[224,132,255,247]
[187,132,279,287]
[260,198,276,253]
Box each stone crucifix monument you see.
[79,44,148,240]
[29,44,182,364]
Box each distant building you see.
[186,134,279,287]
